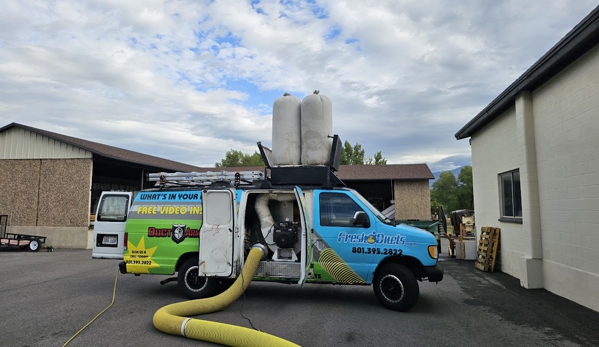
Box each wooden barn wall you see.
[0,159,40,225]
[0,159,92,227]
[394,180,431,220]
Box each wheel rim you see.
[30,240,39,251]
[379,274,404,303]
[184,265,208,292]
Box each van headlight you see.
[428,245,438,259]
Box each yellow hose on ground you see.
[153,245,300,347]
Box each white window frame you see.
[499,169,522,223]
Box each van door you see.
[92,191,132,259]
[295,186,312,286]
[312,190,374,283]
[198,189,235,277]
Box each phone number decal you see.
[125,259,152,265]
[351,247,403,255]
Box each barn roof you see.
[1,122,433,181]
[0,122,199,172]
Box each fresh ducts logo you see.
[337,231,406,246]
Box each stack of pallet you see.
[475,227,501,272]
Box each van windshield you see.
[349,189,395,225]
[97,195,129,221]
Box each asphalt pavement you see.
[1,247,598,347]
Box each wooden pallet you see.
[475,227,501,272]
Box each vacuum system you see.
[253,91,343,262]
[271,90,333,167]
[153,245,299,346]
[154,91,340,346]
[258,91,343,188]
[252,91,343,263]
[255,193,300,261]
[273,221,299,249]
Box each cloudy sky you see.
[1,1,597,172]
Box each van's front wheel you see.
[373,263,419,312]
[178,258,219,299]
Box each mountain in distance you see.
[428,155,472,188]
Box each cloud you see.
[428,154,472,173]
[0,0,597,168]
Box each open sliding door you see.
[295,186,312,286]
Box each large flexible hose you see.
[153,245,300,347]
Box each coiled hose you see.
[153,245,300,347]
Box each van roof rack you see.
[147,132,346,190]
[147,171,265,188]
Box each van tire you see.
[178,258,219,299]
[219,279,235,292]
[373,263,419,312]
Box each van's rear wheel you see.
[373,263,419,312]
[178,258,219,299]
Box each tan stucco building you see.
[456,6,599,311]
[0,123,200,249]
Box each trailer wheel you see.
[373,263,419,312]
[29,239,41,252]
[177,258,219,299]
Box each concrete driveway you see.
[1,248,598,347]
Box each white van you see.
[92,191,132,259]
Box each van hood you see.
[395,223,437,243]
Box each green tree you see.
[457,165,474,210]
[431,171,459,213]
[430,198,442,215]
[340,141,365,165]
[366,151,387,165]
[215,149,264,167]
[340,141,386,165]
[430,166,474,213]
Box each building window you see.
[499,170,522,220]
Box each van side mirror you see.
[351,211,370,228]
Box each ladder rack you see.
[147,171,265,187]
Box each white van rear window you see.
[97,195,129,221]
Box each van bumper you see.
[119,262,127,274]
[92,254,124,260]
[424,264,444,282]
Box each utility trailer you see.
[0,215,52,252]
